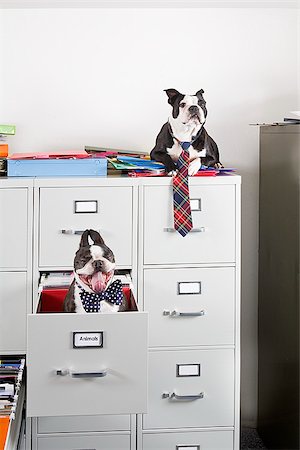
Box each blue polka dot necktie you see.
[173,142,193,237]
[77,279,123,313]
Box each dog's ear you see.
[79,229,90,248]
[195,89,205,98]
[89,229,105,246]
[164,88,183,106]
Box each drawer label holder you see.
[176,363,201,377]
[176,446,200,450]
[73,331,103,348]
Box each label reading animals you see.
[73,332,103,348]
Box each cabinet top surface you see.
[0,174,241,187]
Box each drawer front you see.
[36,434,130,450]
[0,189,28,268]
[0,272,27,353]
[143,349,234,430]
[39,187,133,267]
[27,312,148,417]
[143,185,236,264]
[37,415,130,434]
[143,430,234,450]
[144,267,235,347]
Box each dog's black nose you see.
[189,106,198,114]
[93,260,103,270]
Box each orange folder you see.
[0,417,10,450]
[0,144,8,158]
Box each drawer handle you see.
[163,227,205,233]
[162,391,204,401]
[60,229,101,235]
[56,369,107,378]
[163,309,205,317]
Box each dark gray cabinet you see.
[258,124,300,450]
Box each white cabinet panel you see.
[0,189,28,268]
[27,312,148,417]
[143,349,234,430]
[37,415,131,433]
[143,430,234,450]
[39,187,133,267]
[144,267,235,347]
[37,434,130,450]
[143,185,236,265]
[0,272,27,352]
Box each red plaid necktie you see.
[173,142,193,237]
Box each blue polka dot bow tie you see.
[78,279,123,313]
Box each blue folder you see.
[7,158,107,177]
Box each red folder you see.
[8,150,90,160]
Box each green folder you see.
[0,125,16,135]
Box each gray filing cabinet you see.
[0,178,33,355]
[258,124,300,450]
[138,177,241,450]
[0,178,32,450]
[0,175,241,450]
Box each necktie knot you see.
[180,141,191,150]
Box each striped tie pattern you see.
[173,142,193,237]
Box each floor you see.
[241,428,268,449]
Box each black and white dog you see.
[150,88,222,175]
[63,229,126,313]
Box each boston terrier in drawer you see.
[150,88,222,175]
[63,229,127,313]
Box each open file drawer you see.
[27,274,148,418]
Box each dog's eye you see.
[179,103,186,108]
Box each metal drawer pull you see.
[163,309,205,317]
[60,229,100,235]
[162,391,204,401]
[163,227,205,233]
[56,369,107,378]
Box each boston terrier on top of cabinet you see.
[150,88,222,176]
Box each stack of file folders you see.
[108,156,166,176]
[84,146,236,176]
[85,146,165,176]
[0,358,25,420]
[0,125,15,177]
[0,357,25,450]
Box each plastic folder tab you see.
[0,125,15,135]
[7,158,107,177]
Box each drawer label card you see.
[177,281,201,295]
[176,446,200,450]
[190,198,201,211]
[73,332,103,348]
[176,364,201,377]
[74,200,98,214]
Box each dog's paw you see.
[214,162,224,169]
[168,170,178,177]
[188,158,201,176]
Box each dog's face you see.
[74,229,115,293]
[165,88,207,126]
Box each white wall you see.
[0,6,298,426]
